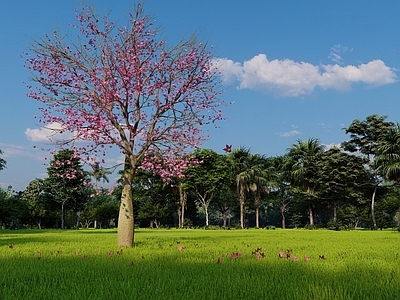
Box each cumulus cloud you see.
[214,54,396,97]
[25,122,74,142]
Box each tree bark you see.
[117,178,134,246]
[371,185,377,230]
[280,203,287,229]
[309,204,314,226]
[239,189,245,229]
[254,194,261,228]
[178,185,187,228]
[61,202,65,229]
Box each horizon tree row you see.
[2,114,400,230]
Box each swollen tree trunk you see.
[371,185,378,230]
[118,165,135,246]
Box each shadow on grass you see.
[0,253,399,300]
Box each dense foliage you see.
[2,114,400,231]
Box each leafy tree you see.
[81,193,119,229]
[21,178,47,229]
[269,155,293,229]
[132,169,174,228]
[185,149,232,226]
[25,4,224,246]
[286,138,324,226]
[316,148,370,224]
[212,188,237,227]
[0,188,28,229]
[342,114,395,229]
[44,149,89,229]
[0,149,6,171]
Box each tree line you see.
[1,114,400,231]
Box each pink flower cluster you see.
[24,3,226,184]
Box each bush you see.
[304,224,317,230]
[204,225,221,230]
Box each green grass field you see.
[1,228,399,300]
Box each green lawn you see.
[1,229,399,300]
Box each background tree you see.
[342,114,395,229]
[132,169,174,228]
[25,3,224,246]
[0,149,6,171]
[44,149,89,229]
[185,149,232,226]
[21,178,46,229]
[0,187,27,229]
[247,154,274,228]
[230,147,252,229]
[375,124,400,181]
[269,155,293,229]
[286,138,324,226]
[88,162,112,189]
[81,192,119,229]
[316,148,370,227]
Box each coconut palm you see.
[376,124,400,181]
[229,147,252,229]
[286,138,324,226]
[248,154,275,228]
[230,148,274,228]
[88,162,112,188]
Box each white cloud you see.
[323,143,343,151]
[25,122,74,142]
[278,130,301,137]
[0,143,35,159]
[215,54,396,97]
[328,45,353,65]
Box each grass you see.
[0,228,399,300]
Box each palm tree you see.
[287,138,324,226]
[230,147,252,229]
[376,124,400,181]
[230,148,274,228]
[88,162,112,188]
[248,154,275,228]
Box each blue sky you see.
[1,0,400,191]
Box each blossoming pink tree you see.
[25,4,224,246]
